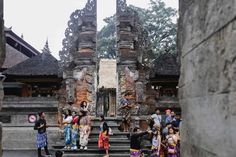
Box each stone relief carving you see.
[65,78,75,104]
[59,0,97,69]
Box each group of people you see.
[150,108,181,157]
[129,108,181,157]
[61,101,111,157]
[62,101,91,150]
[34,96,181,157]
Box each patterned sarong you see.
[130,149,142,157]
[64,124,71,145]
[167,145,177,157]
[150,148,159,157]
[71,125,79,147]
[98,131,109,150]
[79,125,89,147]
[36,132,47,148]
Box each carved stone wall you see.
[0,0,5,68]
[0,0,4,156]
[60,0,97,115]
[179,0,236,156]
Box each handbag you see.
[168,147,176,154]
[108,127,113,135]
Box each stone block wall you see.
[178,0,236,156]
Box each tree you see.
[130,0,177,57]
[97,0,177,60]
[97,16,116,59]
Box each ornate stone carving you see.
[0,0,5,68]
[117,0,127,14]
[60,0,97,115]
[59,0,97,69]
[116,0,149,116]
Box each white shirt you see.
[151,114,162,126]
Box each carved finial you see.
[117,0,127,14]
[42,38,51,53]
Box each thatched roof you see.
[150,53,180,78]
[3,52,62,77]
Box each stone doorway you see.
[97,59,117,117]
[96,88,116,117]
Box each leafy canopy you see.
[97,0,177,60]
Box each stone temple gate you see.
[59,0,149,116]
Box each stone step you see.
[63,153,130,157]
[63,148,130,153]
[89,132,129,138]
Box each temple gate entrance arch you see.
[59,0,149,117]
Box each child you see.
[150,128,161,157]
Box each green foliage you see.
[97,0,177,59]
[97,16,116,59]
[131,0,177,56]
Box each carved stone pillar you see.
[60,0,97,115]
[0,0,5,68]
[116,0,147,116]
[0,0,5,156]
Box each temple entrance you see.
[96,59,117,117]
[96,88,116,117]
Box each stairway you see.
[53,117,131,157]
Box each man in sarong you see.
[34,112,51,157]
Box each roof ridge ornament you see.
[42,38,51,54]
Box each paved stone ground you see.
[3,150,55,157]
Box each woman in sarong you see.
[79,109,91,150]
[119,93,132,132]
[71,111,79,150]
[166,127,178,157]
[62,110,73,149]
[150,128,161,157]
[98,115,110,157]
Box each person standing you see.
[79,101,91,150]
[151,108,162,129]
[150,128,161,157]
[119,93,132,132]
[71,111,79,150]
[62,110,73,149]
[130,127,151,157]
[166,127,178,157]
[98,115,110,157]
[165,109,172,125]
[34,112,51,157]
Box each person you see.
[62,110,73,149]
[119,93,133,132]
[79,101,91,150]
[166,127,178,157]
[165,109,172,125]
[98,115,110,157]
[150,128,161,157]
[80,101,89,115]
[34,112,51,157]
[71,111,79,150]
[55,150,63,157]
[162,122,172,139]
[151,108,162,129]
[172,114,181,132]
[130,127,151,157]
